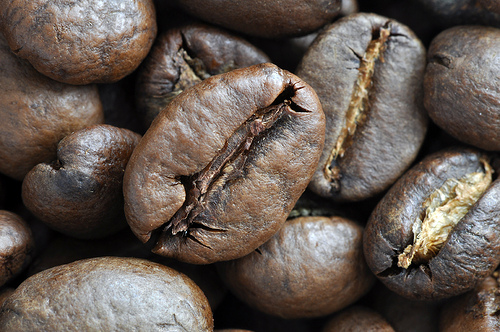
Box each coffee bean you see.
[136,22,270,128]
[364,148,500,300]
[0,257,214,331]
[321,306,395,332]
[0,33,104,180]
[439,269,500,331]
[22,125,141,239]
[0,0,157,84]
[415,0,500,27]
[173,0,341,38]
[297,13,427,202]
[124,63,325,264]
[217,216,374,319]
[424,25,500,151]
[0,211,34,288]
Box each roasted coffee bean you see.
[124,63,325,264]
[368,282,440,332]
[0,211,34,288]
[439,269,500,331]
[297,13,427,202]
[0,33,104,180]
[416,0,500,27]
[424,25,500,151]
[0,0,157,85]
[0,257,214,331]
[217,216,374,319]
[136,23,270,128]
[364,148,500,300]
[173,0,341,38]
[321,306,395,332]
[22,125,140,239]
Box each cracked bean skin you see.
[297,13,427,202]
[0,211,34,288]
[217,216,375,319]
[0,33,104,181]
[123,63,325,264]
[0,257,214,331]
[21,125,141,239]
[0,0,157,85]
[173,0,341,38]
[363,148,500,301]
[424,25,500,151]
[136,22,270,128]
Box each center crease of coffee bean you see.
[323,23,392,191]
[164,85,303,241]
[398,158,493,269]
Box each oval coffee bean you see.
[136,22,270,128]
[364,148,500,300]
[297,13,427,202]
[124,63,325,264]
[0,33,104,180]
[22,125,141,239]
[424,25,500,151]
[0,0,157,85]
[217,216,374,319]
[0,211,34,287]
[0,257,214,331]
[173,0,341,38]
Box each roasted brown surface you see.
[217,216,374,319]
[136,23,270,127]
[0,33,104,180]
[22,125,141,239]
[364,148,500,300]
[439,270,500,332]
[322,306,395,332]
[0,211,34,287]
[0,257,214,331]
[298,13,428,202]
[124,63,325,264]
[424,25,500,151]
[174,0,341,38]
[0,0,157,84]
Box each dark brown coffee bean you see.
[322,306,395,332]
[439,270,500,331]
[0,0,157,85]
[136,23,270,128]
[217,216,374,319]
[0,257,214,331]
[424,25,500,151]
[0,211,34,287]
[124,63,325,264]
[173,0,341,38]
[22,125,141,239]
[297,13,427,202]
[364,148,500,300]
[0,33,104,181]
[416,0,500,26]
[368,282,440,332]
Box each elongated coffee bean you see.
[297,13,427,202]
[124,63,325,264]
[364,148,500,300]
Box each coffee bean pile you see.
[1,0,499,331]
